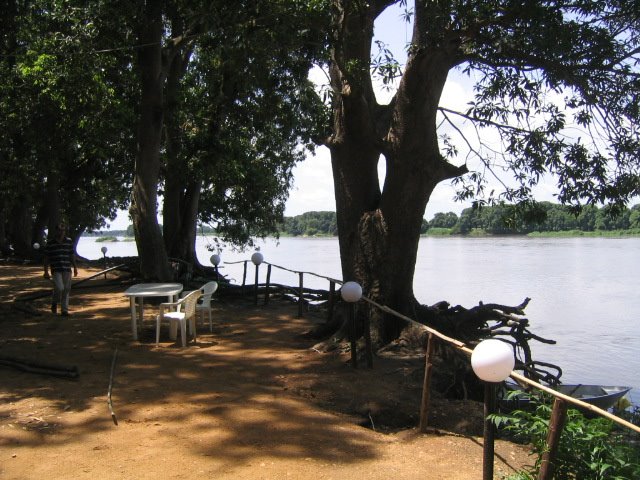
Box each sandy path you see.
[0,264,530,479]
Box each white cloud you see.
[285,146,336,215]
[108,209,131,230]
[307,64,329,88]
[441,77,473,113]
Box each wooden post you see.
[538,398,568,480]
[241,261,247,296]
[363,309,373,368]
[419,333,436,432]
[297,272,304,318]
[253,263,260,305]
[349,303,358,368]
[264,264,272,305]
[483,382,497,480]
[327,281,335,323]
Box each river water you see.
[78,235,640,405]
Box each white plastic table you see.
[124,283,183,340]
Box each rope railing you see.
[222,257,640,435]
[264,262,344,285]
[223,259,343,315]
[361,295,640,435]
[223,259,343,284]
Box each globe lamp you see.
[471,338,515,480]
[340,281,362,303]
[471,339,515,382]
[251,252,264,266]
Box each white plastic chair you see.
[196,281,218,332]
[155,290,202,347]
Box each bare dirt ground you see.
[0,262,532,479]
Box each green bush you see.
[495,395,640,479]
[95,236,118,242]
[423,227,452,236]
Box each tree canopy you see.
[0,0,135,254]
[0,0,328,272]
[322,0,640,346]
[1,0,638,295]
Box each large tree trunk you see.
[164,179,201,265]
[328,1,467,345]
[162,35,201,267]
[10,169,56,257]
[130,0,172,281]
[8,200,32,258]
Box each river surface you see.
[78,235,640,405]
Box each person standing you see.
[43,223,78,316]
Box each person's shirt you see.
[45,237,75,273]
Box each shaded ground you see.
[0,263,532,479]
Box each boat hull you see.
[499,383,632,412]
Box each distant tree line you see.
[279,211,337,237]
[278,204,640,237]
[448,202,640,235]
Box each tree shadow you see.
[1,268,382,467]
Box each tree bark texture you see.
[8,198,33,257]
[130,0,172,281]
[162,39,201,267]
[328,1,467,345]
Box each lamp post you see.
[33,242,40,263]
[340,281,362,368]
[210,254,221,281]
[251,251,263,305]
[471,339,515,480]
[101,246,108,279]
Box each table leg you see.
[138,297,144,333]
[130,297,137,341]
[168,295,177,340]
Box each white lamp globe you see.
[33,242,40,250]
[340,281,363,303]
[101,246,108,254]
[471,339,515,383]
[251,252,264,266]
[210,254,221,266]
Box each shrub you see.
[95,236,118,242]
[495,394,640,479]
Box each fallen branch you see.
[108,346,118,426]
[72,264,128,289]
[0,355,79,378]
[14,264,130,303]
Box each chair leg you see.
[189,317,197,343]
[155,315,161,345]
[180,320,187,347]
[169,320,178,340]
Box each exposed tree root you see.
[309,295,559,400]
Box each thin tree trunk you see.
[9,198,33,258]
[162,35,200,267]
[130,0,172,281]
[165,180,201,265]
